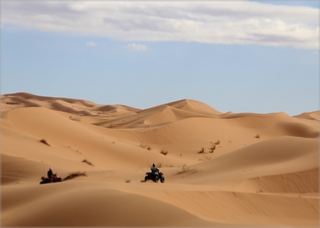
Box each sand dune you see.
[294,111,320,121]
[1,92,319,227]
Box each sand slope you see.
[1,92,319,227]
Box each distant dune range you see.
[1,92,319,226]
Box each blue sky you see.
[1,1,319,115]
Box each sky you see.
[1,1,319,115]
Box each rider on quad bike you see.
[145,163,165,183]
[39,167,62,184]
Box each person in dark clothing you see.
[47,167,54,179]
[150,163,159,174]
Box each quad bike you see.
[39,174,62,184]
[144,171,165,183]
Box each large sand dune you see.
[1,92,319,226]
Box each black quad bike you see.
[40,174,62,185]
[144,171,165,183]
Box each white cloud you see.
[86,41,97,47]
[1,2,318,49]
[126,43,146,51]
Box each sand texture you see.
[1,92,319,227]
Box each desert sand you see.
[1,92,319,227]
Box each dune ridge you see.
[1,92,319,227]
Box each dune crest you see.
[1,92,319,227]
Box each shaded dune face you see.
[1,92,319,227]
